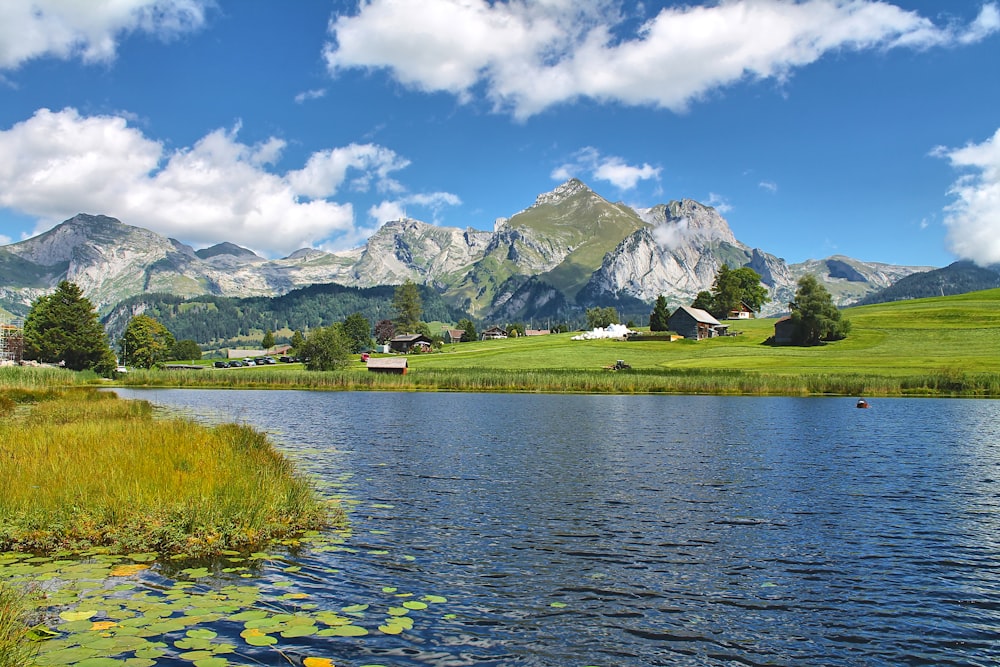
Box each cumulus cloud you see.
[935,128,1000,266]
[368,191,462,225]
[0,107,457,256]
[706,193,733,214]
[552,147,660,190]
[652,217,690,250]
[325,0,999,119]
[0,0,210,69]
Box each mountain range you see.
[0,179,935,324]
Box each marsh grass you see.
[0,585,33,667]
[0,389,333,557]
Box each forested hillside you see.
[104,283,470,349]
[856,261,1000,305]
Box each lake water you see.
[113,390,1000,666]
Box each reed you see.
[0,585,33,667]
[0,388,334,557]
[107,365,1000,397]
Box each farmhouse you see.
[366,357,408,374]
[728,302,754,320]
[480,326,508,340]
[443,329,465,344]
[388,333,433,353]
[668,306,727,340]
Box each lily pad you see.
[316,625,368,637]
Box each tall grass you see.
[0,389,334,557]
[111,365,1000,396]
[0,585,33,667]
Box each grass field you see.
[106,288,1000,397]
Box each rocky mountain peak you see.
[530,178,593,207]
[195,242,260,261]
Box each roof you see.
[674,305,721,325]
[390,334,430,342]
[367,357,408,369]
[444,329,465,337]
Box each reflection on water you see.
[113,390,1000,666]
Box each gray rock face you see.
[0,183,933,320]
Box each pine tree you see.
[649,295,670,331]
[393,280,423,333]
[23,281,116,374]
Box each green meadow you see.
[115,288,1000,397]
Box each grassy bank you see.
[0,387,335,557]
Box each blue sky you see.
[0,1,998,268]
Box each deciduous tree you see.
[121,314,176,369]
[23,281,116,374]
[585,307,619,329]
[300,324,351,371]
[171,339,202,361]
[342,313,372,353]
[374,319,395,345]
[788,274,851,345]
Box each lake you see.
[108,390,1000,666]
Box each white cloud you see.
[759,181,778,193]
[706,193,733,214]
[368,191,462,225]
[324,0,999,119]
[294,88,327,104]
[935,127,1000,266]
[552,147,660,190]
[0,107,454,256]
[652,217,689,250]
[0,0,210,69]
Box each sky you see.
[0,0,998,269]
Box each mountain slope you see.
[856,261,1000,305]
[0,181,935,323]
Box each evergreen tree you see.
[342,313,372,353]
[290,330,306,353]
[649,295,670,331]
[788,274,852,345]
[393,280,423,333]
[262,330,275,349]
[457,318,477,342]
[300,324,351,371]
[23,281,116,374]
[121,314,175,369]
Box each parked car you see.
[279,356,293,363]
[230,360,244,367]
[213,361,229,368]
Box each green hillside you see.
[112,289,1000,397]
[398,288,998,377]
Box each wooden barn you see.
[668,306,727,340]
[366,357,408,374]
